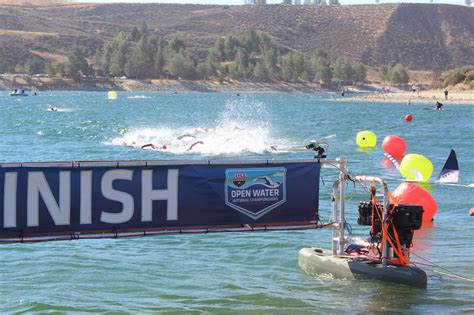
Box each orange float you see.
[382,135,406,158]
[392,182,438,222]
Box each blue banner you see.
[0,161,320,240]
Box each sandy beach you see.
[340,89,474,105]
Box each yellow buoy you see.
[356,130,377,148]
[399,153,433,182]
[108,91,118,100]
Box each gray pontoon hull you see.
[299,247,427,289]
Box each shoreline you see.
[338,90,474,105]
[1,76,473,104]
[0,76,331,94]
[0,75,375,94]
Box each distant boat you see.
[9,91,28,97]
[435,149,459,184]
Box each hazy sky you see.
[80,0,468,6]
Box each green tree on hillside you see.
[91,27,372,85]
[389,63,409,85]
[108,32,129,77]
[207,38,225,63]
[440,66,474,87]
[352,63,367,84]
[224,36,239,61]
[280,52,305,82]
[165,52,196,79]
[125,37,153,79]
[379,63,409,85]
[167,37,186,55]
[253,62,271,82]
[196,61,216,79]
[333,56,354,84]
[310,50,332,85]
[130,26,141,42]
[379,63,392,82]
[66,46,92,78]
[230,47,250,79]
[153,40,166,75]
[46,61,65,77]
[140,21,149,38]
[15,59,45,75]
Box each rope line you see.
[411,252,474,282]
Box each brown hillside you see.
[0,0,67,5]
[0,3,472,73]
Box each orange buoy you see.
[392,182,438,221]
[382,135,407,158]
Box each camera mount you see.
[306,140,329,159]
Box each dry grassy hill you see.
[0,0,67,5]
[0,2,472,73]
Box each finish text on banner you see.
[0,161,320,240]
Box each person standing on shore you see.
[444,89,449,100]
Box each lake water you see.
[0,91,473,313]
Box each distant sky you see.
[79,0,468,6]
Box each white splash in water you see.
[127,95,151,99]
[47,107,74,112]
[108,98,293,156]
[321,134,337,140]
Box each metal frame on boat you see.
[298,156,427,289]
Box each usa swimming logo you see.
[225,168,286,220]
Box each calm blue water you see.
[0,91,473,313]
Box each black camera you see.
[358,201,423,247]
[306,140,328,158]
[306,141,317,150]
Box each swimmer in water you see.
[263,146,278,153]
[177,134,196,140]
[140,141,203,152]
[122,141,137,147]
[50,107,57,111]
[186,141,204,152]
[141,143,168,150]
